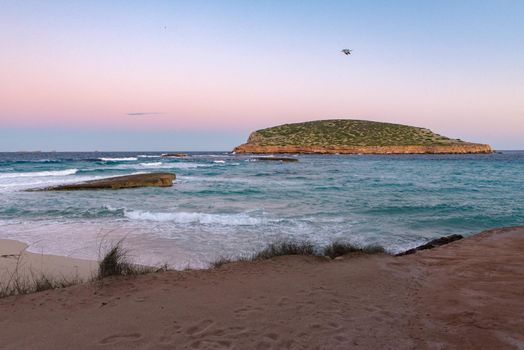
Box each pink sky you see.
[1,1,523,149]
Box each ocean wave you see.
[78,161,213,172]
[0,159,64,165]
[213,160,226,164]
[99,157,138,162]
[137,155,161,158]
[166,162,213,169]
[125,162,211,170]
[139,162,163,167]
[124,210,263,225]
[0,169,78,179]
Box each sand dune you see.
[0,226,523,349]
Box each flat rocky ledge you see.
[28,173,176,191]
[162,153,188,158]
[395,234,464,256]
[253,157,298,162]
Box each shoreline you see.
[0,239,98,285]
[0,226,523,349]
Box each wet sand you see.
[0,239,97,284]
[0,226,523,349]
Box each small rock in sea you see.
[253,157,298,162]
[162,153,188,158]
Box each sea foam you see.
[99,157,138,162]
[0,169,78,178]
[139,162,163,167]
[124,210,262,225]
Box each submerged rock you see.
[253,157,298,162]
[396,234,464,256]
[30,173,176,191]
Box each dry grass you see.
[211,239,386,268]
[252,240,316,260]
[0,240,169,298]
[323,241,385,259]
[0,254,82,298]
[97,240,167,280]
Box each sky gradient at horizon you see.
[1,0,523,150]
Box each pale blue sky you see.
[1,0,523,150]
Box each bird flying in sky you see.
[341,49,352,55]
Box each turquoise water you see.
[0,151,523,268]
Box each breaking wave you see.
[99,157,138,162]
[124,210,263,225]
[0,169,78,179]
[139,162,163,167]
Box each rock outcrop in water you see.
[30,173,176,191]
[162,153,188,158]
[396,234,464,256]
[234,120,493,154]
[254,157,298,162]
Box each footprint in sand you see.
[233,305,264,318]
[98,333,142,345]
[255,340,272,350]
[185,319,214,336]
[158,324,183,344]
[277,297,290,306]
[264,333,279,341]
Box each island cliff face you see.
[233,120,492,154]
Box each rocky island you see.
[234,119,493,154]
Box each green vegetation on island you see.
[234,119,492,154]
[248,119,465,147]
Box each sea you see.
[0,151,523,269]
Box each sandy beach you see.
[0,239,97,285]
[0,226,523,349]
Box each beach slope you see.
[0,226,523,349]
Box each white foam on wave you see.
[99,157,137,162]
[0,174,103,192]
[108,162,215,170]
[174,162,213,169]
[124,210,263,225]
[139,162,163,167]
[213,160,226,164]
[0,169,78,179]
[89,162,213,171]
[137,155,161,158]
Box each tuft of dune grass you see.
[0,274,81,298]
[210,256,235,269]
[0,239,169,298]
[97,240,166,279]
[0,254,82,298]
[210,240,315,269]
[323,241,385,259]
[211,239,386,268]
[252,240,316,260]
